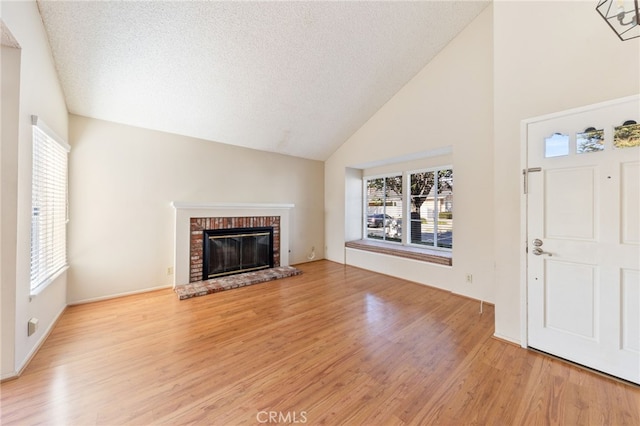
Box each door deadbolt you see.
[532,238,543,247]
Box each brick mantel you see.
[172,202,294,287]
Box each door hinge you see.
[522,167,542,194]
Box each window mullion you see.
[402,172,408,245]
[383,178,388,242]
[433,171,439,247]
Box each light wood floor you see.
[1,260,639,425]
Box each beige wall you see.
[1,1,69,379]
[1,43,21,380]
[493,1,640,343]
[325,6,495,303]
[67,115,324,303]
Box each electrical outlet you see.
[28,318,39,336]
[167,267,173,275]
[466,273,473,283]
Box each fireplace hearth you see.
[202,226,274,280]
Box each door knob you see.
[532,247,552,256]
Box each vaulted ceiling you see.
[37,1,489,161]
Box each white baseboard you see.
[1,370,19,381]
[68,284,173,306]
[493,332,522,347]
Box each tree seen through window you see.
[365,168,453,249]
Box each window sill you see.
[30,265,69,299]
[345,240,452,266]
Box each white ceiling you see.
[37,1,489,161]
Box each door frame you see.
[519,94,640,349]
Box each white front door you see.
[525,96,640,384]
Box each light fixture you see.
[597,0,640,40]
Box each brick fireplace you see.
[189,216,280,282]
[172,202,293,287]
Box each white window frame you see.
[363,171,404,244]
[30,115,70,295]
[406,166,453,250]
[363,165,453,252]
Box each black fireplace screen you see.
[202,227,274,280]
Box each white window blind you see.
[30,115,70,293]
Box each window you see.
[365,167,453,250]
[365,175,402,242]
[409,169,453,249]
[30,116,70,294]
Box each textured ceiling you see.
[37,1,489,161]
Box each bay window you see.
[365,167,453,250]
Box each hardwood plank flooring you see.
[1,260,638,425]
